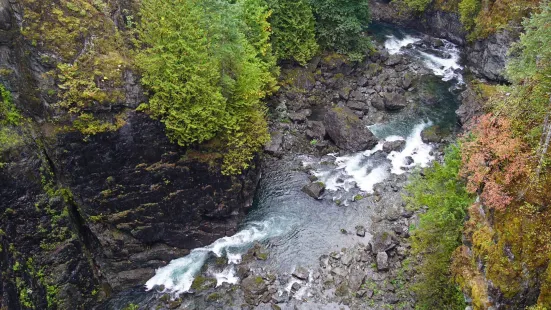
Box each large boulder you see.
[370,231,397,253]
[323,107,378,152]
[264,131,284,156]
[383,140,406,153]
[306,121,326,140]
[302,182,325,199]
[383,92,407,111]
[376,252,389,271]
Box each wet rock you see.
[272,291,289,304]
[383,92,407,110]
[302,182,325,199]
[242,275,268,304]
[376,252,389,271]
[265,132,284,156]
[405,156,414,165]
[370,231,397,253]
[421,125,445,143]
[292,267,309,281]
[383,140,406,153]
[291,282,301,293]
[356,225,366,237]
[323,106,378,152]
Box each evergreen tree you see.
[136,0,272,174]
[267,0,319,65]
[310,0,372,60]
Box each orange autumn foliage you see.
[461,113,531,211]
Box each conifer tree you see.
[267,0,319,65]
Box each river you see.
[100,23,465,309]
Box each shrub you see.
[405,144,473,309]
[458,0,481,32]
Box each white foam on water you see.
[384,35,420,55]
[314,122,436,194]
[215,266,239,287]
[387,122,434,175]
[145,219,285,295]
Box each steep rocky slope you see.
[0,1,259,309]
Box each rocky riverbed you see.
[98,24,472,310]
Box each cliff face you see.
[369,0,519,82]
[0,1,259,309]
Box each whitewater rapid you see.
[385,34,464,84]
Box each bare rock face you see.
[323,107,378,152]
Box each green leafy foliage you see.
[458,0,481,32]
[136,0,273,174]
[405,144,473,309]
[402,0,433,12]
[267,0,319,64]
[0,84,20,127]
[310,0,372,60]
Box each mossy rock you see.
[190,276,217,291]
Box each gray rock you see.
[402,74,414,89]
[356,225,366,237]
[370,96,385,110]
[288,109,311,123]
[306,120,326,140]
[292,267,309,281]
[383,92,407,111]
[385,54,402,66]
[347,100,369,112]
[376,252,389,271]
[342,253,353,266]
[349,90,366,101]
[358,76,369,87]
[383,140,406,153]
[323,107,378,152]
[348,272,366,291]
[370,231,397,253]
[302,182,325,199]
[272,291,289,304]
[331,267,348,277]
[405,156,414,165]
[291,282,301,293]
[242,275,268,295]
[264,132,283,156]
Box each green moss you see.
[254,276,264,285]
[190,276,216,291]
[206,292,222,302]
[353,194,363,201]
